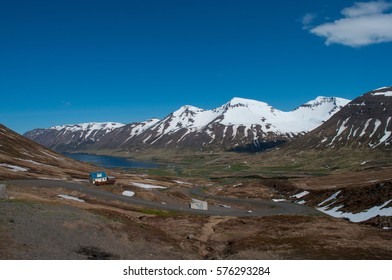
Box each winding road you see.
[6,180,323,217]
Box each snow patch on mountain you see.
[49,122,125,141]
[52,122,125,133]
[373,91,392,97]
[50,122,125,132]
[122,119,160,143]
[373,117,392,148]
[153,96,350,137]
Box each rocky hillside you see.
[0,124,95,180]
[292,87,392,150]
[24,122,125,153]
[25,96,349,153]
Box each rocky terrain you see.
[24,122,125,153]
[1,182,392,260]
[291,86,392,150]
[0,124,96,180]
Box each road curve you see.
[6,180,323,217]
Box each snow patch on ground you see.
[0,164,29,172]
[317,199,392,223]
[16,158,46,166]
[122,191,135,197]
[40,151,63,160]
[318,191,342,207]
[130,182,167,189]
[173,180,193,185]
[291,191,310,199]
[272,199,287,202]
[57,194,85,202]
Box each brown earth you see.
[290,167,392,190]
[1,185,391,260]
[206,180,274,199]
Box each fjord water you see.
[64,153,159,169]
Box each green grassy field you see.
[84,146,392,182]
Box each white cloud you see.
[308,1,392,47]
[342,1,392,17]
[302,13,317,30]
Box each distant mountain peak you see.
[25,95,351,153]
[292,87,392,150]
[227,97,269,106]
[223,98,272,112]
[51,122,125,132]
[303,96,350,108]
[306,96,333,105]
[173,105,204,116]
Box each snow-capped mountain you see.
[24,122,125,152]
[51,122,125,133]
[293,87,392,150]
[112,96,349,151]
[148,96,348,136]
[25,96,349,152]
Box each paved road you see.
[6,180,323,217]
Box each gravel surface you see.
[0,199,194,260]
[6,180,323,217]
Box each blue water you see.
[64,153,159,169]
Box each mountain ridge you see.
[287,86,392,150]
[24,96,350,153]
[0,124,94,179]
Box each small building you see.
[0,184,6,199]
[89,172,116,185]
[89,171,108,185]
[189,199,208,210]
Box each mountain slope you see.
[24,122,125,153]
[0,124,95,179]
[292,87,392,150]
[25,96,350,153]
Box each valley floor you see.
[1,180,392,260]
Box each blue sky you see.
[1,0,392,133]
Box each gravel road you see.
[6,180,323,217]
